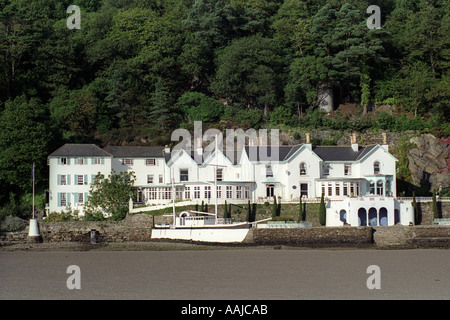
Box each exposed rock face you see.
[408,134,449,191]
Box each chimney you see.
[382,132,388,151]
[351,132,358,152]
[196,137,203,156]
[305,132,312,149]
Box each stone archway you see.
[358,208,367,226]
[379,207,388,226]
[369,207,378,226]
[340,209,347,224]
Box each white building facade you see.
[48,137,414,226]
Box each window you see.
[159,175,163,184]
[343,183,348,196]
[77,175,84,185]
[377,180,383,196]
[77,157,84,165]
[147,188,157,200]
[335,183,340,196]
[300,183,308,198]
[77,193,84,204]
[60,193,66,207]
[321,183,325,196]
[94,157,101,165]
[60,175,67,185]
[344,164,351,176]
[236,186,242,199]
[184,186,190,199]
[323,165,330,176]
[243,186,249,199]
[266,184,274,197]
[226,186,233,199]
[147,175,154,184]
[205,186,211,199]
[216,186,222,198]
[161,187,171,200]
[369,181,375,195]
[300,163,307,176]
[122,159,134,165]
[266,165,273,178]
[180,169,189,181]
[146,159,156,166]
[60,157,67,165]
[216,168,223,181]
[194,186,200,199]
[328,183,333,196]
[374,161,380,174]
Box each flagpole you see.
[32,162,35,220]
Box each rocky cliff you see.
[408,134,449,192]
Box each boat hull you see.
[151,225,250,243]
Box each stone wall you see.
[415,201,450,225]
[39,213,154,243]
[373,225,450,248]
[2,213,449,248]
[252,227,374,247]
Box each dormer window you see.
[374,161,380,174]
[323,164,330,176]
[300,162,307,175]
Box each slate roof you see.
[244,145,298,162]
[103,146,165,158]
[49,144,380,163]
[48,144,112,157]
[312,145,377,161]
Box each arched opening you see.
[376,180,384,196]
[374,161,380,174]
[300,162,307,176]
[386,180,391,196]
[266,184,274,197]
[358,208,367,226]
[266,165,273,178]
[394,209,400,224]
[369,181,375,195]
[379,207,388,226]
[369,207,378,226]
[340,209,347,224]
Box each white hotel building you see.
[47,135,415,226]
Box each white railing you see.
[397,197,450,202]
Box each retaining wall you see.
[252,227,374,247]
[1,214,449,248]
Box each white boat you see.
[151,211,255,243]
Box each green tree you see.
[271,195,278,218]
[319,193,326,226]
[432,189,439,219]
[223,200,229,219]
[246,200,251,222]
[210,35,283,113]
[0,95,53,199]
[176,91,224,123]
[412,191,420,225]
[85,171,136,220]
[298,195,303,222]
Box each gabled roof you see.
[312,145,377,162]
[244,145,296,162]
[103,146,165,158]
[48,144,112,157]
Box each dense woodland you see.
[0,0,449,212]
